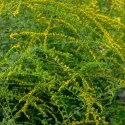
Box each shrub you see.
[0,0,125,124]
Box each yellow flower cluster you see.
[13,9,19,17]
[53,18,77,33]
[58,80,71,92]
[21,100,30,119]
[54,55,60,62]
[10,33,18,39]
[89,49,98,62]
[0,3,4,15]
[8,71,12,76]
[91,0,100,13]
[63,65,69,72]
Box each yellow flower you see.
[13,9,19,17]
[0,4,4,15]
[115,17,121,23]
[63,65,69,71]
[8,72,12,76]
[12,43,20,49]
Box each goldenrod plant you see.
[0,0,125,124]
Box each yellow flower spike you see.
[58,85,64,92]
[71,121,76,125]
[14,78,23,83]
[23,112,30,119]
[13,9,19,17]
[63,65,69,71]
[65,80,70,85]
[115,17,121,23]
[27,4,34,9]
[8,72,12,77]
[92,0,100,13]
[0,3,4,15]
[53,18,77,33]
[43,16,53,49]
[89,49,98,62]
[54,56,60,62]
[12,43,20,49]
[10,33,18,39]
[13,0,22,17]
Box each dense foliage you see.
[0,0,125,124]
